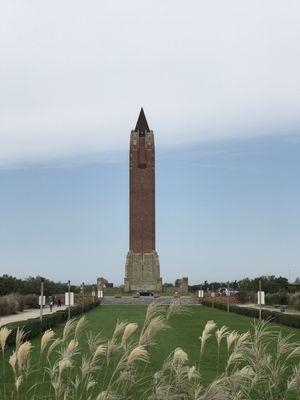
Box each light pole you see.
[92,285,95,303]
[81,282,85,314]
[259,279,262,321]
[67,280,71,320]
[211,285,215,309]
[227,281,230,312]
[40,278,45,328]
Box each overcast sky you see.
[1,0,300,167]
[0,1,299,284]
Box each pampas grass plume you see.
[75,316,86,338]
[93,344,107,360]
[17,341,32,369]
[173,347,188,364]
[227,331,238,352]
[15,375,23,392]
[0,326,12,352]
[41,329,55,354]
[121,323,138,346]
[9,351,17,374]
[127,345,149,365]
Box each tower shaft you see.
[130,133,155,253]
[124,109,162,292]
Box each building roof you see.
[135,107,150,136]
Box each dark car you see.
[139,291,154,296]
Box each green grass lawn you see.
[1,305,300,399]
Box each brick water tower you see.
[124,108,162,292]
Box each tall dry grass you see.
[0,302,299,400]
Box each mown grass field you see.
[1,305,300,398]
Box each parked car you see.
[139,291,154,296]
[218,288,239,296]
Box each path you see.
[237,303,300,316]
[101,295,199,305]
[0,306,68,327]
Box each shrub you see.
[23,293,39,308]
[289,292,300,310]
[202,300,300,328]
[0,294,22,315]
[265,292,289,305]
[15,294,25,312]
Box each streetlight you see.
[92,285,95,303]
[67,280,71,320]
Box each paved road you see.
[0,306,68,327]
[101,296,199,305]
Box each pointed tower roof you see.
[135,108,150,136]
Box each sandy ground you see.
[0,305,68,326]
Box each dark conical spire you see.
[135,108,150,136]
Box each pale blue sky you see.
[0,1,300,284]
[0,132,299,285]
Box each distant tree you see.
[0,275,79,296]
[163,283,174,288]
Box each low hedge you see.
[5,301,100,346]
[202,300,300,329]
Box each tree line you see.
[0,274,78,297]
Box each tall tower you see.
[124,108,162,292]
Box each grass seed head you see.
[41,329,55,354]
[121,322,138,346]
[15,375,23,392]
[0,326,12,352]
[9,351,17,374]
[93,344,107,360]
[66,338,78,354]
[215,326,229,348]
[63,318,76,340]
[15,328,26,352]
[127,345,149,365]
[75,316,86,338]
[173,347,188,364]
[288,364,300,391]
[17,341,32,369]
[188,365,200,381]
[227,331,238,352]
[204,320,217,335]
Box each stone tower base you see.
[124,251,162,292]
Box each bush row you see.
[0,293,39,316]
[4,300,100,346]
[202,300,300,329]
